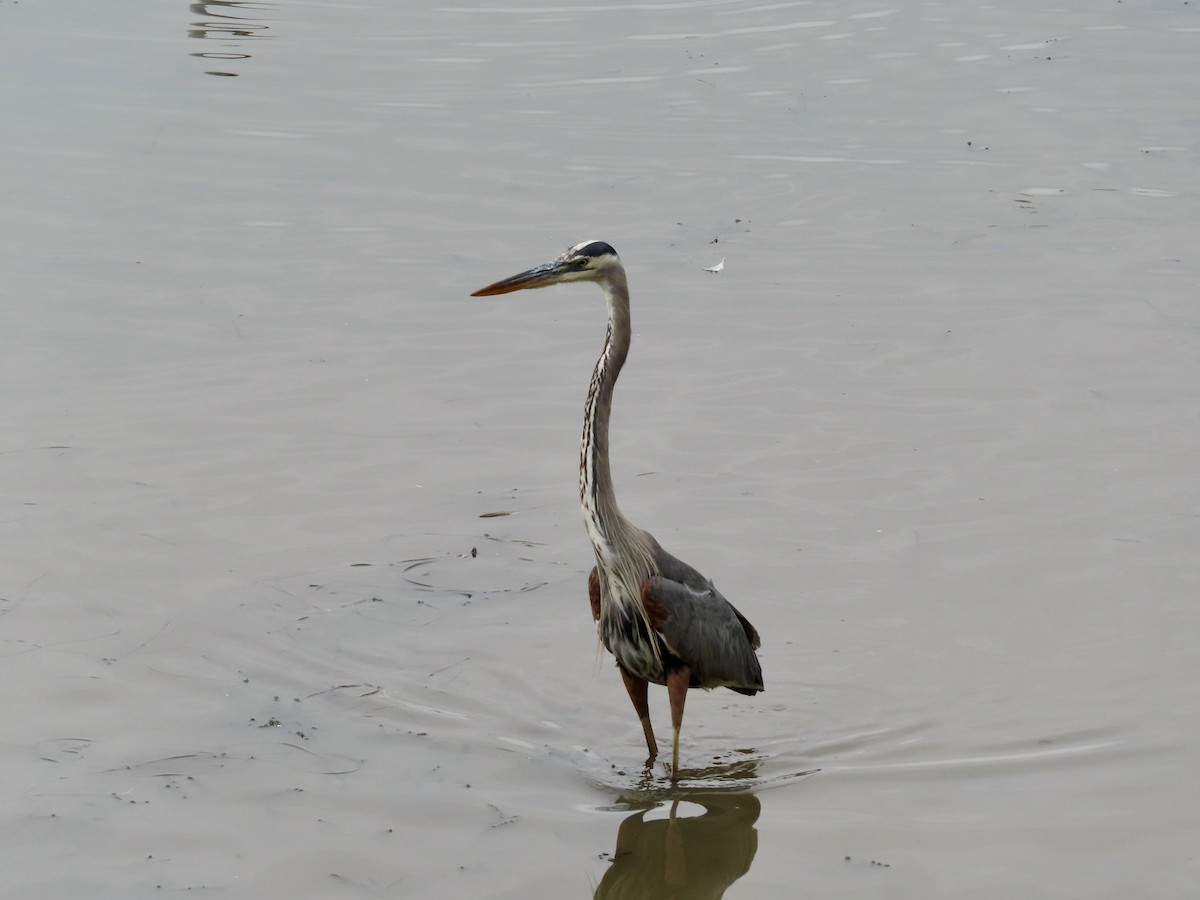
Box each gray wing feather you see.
[647,534,762,651]
[645,575,764,692]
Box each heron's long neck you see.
[580,272,632,554]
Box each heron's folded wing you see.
[647,536,759,650]
[643,576,763,691]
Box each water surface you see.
[2,1,1199,896]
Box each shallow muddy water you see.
[3,1,1199,897]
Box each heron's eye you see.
[575,258,588,269]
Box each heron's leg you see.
[666,666,690,783]
[619,666,657,761]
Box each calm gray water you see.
[3,1,1199,897]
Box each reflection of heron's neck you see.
[580,270,632,557]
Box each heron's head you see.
[471,240,621,296]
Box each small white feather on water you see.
[704,258,724,273]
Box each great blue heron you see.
[472,240,763,781]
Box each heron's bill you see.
[470,260,563,296]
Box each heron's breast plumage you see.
[598,584,667,685]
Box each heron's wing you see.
[641,575,764,692]
[647,536,761,651]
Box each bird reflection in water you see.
[187,2,274,77]
[595,791,761,900]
